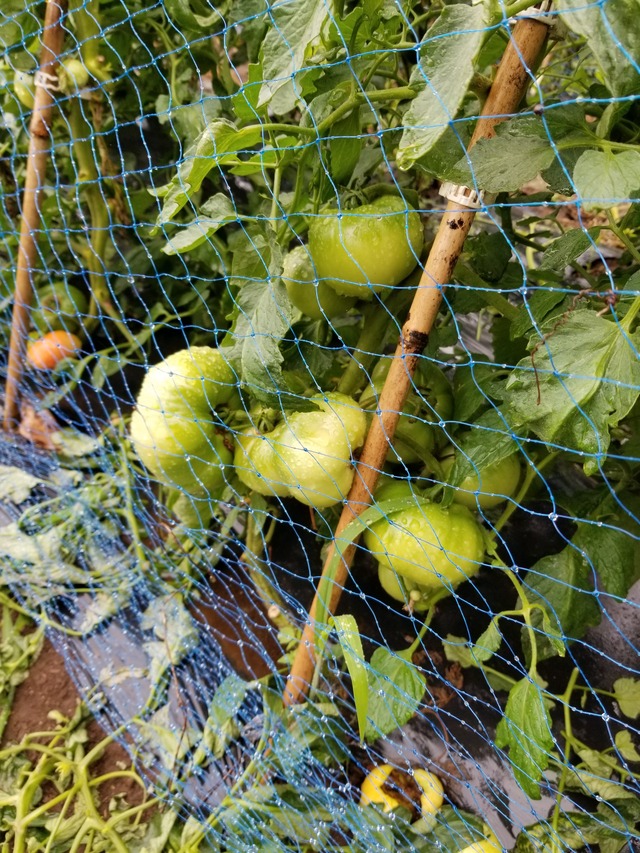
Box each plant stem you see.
[67,99,138,346]
[549,666,580,853]
[606,209,640,265]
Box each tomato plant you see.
[3,0,640,849]
[32,284,89,335]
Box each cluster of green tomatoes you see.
[130,197,521,609]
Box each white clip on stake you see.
[33,70,62,93]
[438,182,496,210]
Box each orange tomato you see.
[26,331,82,370]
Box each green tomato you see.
[33,283,89,334]
[283,246,356,320]
[364,498,485,591]
[59,58,90,93]
[130,407,232,498]
[135,347,239,420]
[241,393,366,509]
[131,347,238,497]
[308,196,424,299]
[234,431,289,497]
[377,565,434,612]
[13,71,35,109]
[443,453,521,510]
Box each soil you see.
[1,636,147,816]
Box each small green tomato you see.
[282,246,356,320]
[443,453,521,510]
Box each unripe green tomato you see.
[377,565,434,612]
[13,71,35,109]
[33,283,89,334]
[135,347,239,420]
[269,393,367,508]
[234,430,289,497]
[443,453,521,510]
[308,196,424,299]
[59,58,90,92]
[130,407,232,498]
[282,246,356,320]
[364,498,485,590]
[131,347,238,497]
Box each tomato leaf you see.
[572,150,640,208]
[162,194,238,255]
[503,310,640,474]
[164,0,223,31]
[152,120,264,225]
[557,0,640,97]
[447,133,556,193]
[495,677,554,800]
[523,548,601,663]
[473,619,502,663]
[539,226,602,271]
[397,3,487,170]
[257,0,330,114]
[331,614,368,744]
[613,678,640,719]
[364,647,426,743]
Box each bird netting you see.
[0,0,639,850]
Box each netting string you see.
[283,9,554,707]
[3,0,69,429]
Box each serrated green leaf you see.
[364,647,426,743]
[397,4,487,169]
[495,677,554,799]
[331,614,368,743]
[257,0,330,113]
[615,730,640,762]
[154,120,264,225]
[473,619,502,663]
[540,227,601,271]
[163,194,238,255]
[557,0,640,97]
[504,310,640,471]
[573,150,640,208]
[523,547,601,663]
[613,678,640,719]
[447,134,556,193]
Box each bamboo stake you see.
[283,13,552,706]
[3,0,69,431]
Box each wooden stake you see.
[3,0,69,430]
[283,14,552,707]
